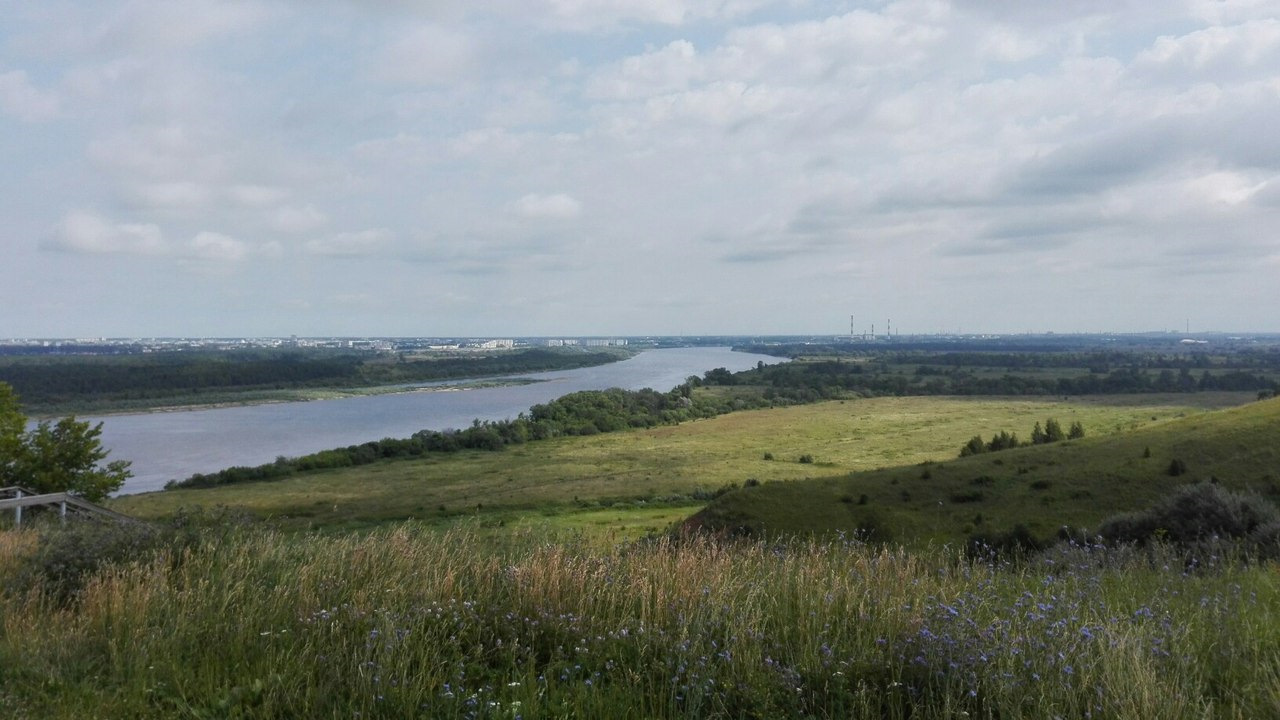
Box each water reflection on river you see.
[95,347,782,495]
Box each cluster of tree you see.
[699,357,1279,400]
[959,418,1084,457]
[0,383,130,501]
[0,348,623,410]
[168,381,746,490]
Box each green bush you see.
[966,523,1050,559]
[950,490,984,503]
[5,520,162,602]
[5,507,250,603]
[1098,483,1280,553]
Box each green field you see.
[111,392,1255,537]
[693,395,1280,544]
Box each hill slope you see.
[687,397,1280,545]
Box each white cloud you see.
[542,0,776,29]
[272,204,329,234]
[43,211,166,255]
[229,184,290,207]
[588,40,700,99]
[305,230,390,257]
[67,0,278,55]
[127,181,213,209]
[1136,19,1280,77]
[977,25,1046,62]
[511,193,583,219]
[190,231,249,261]
[373,24,481,86]
[0,70,61,122]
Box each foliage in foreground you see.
[2,525,1279,718]
[0,382,130,501]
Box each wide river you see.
[95,347,782,495]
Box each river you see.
[92,347,782,495]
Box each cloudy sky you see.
[2,0,1278,338]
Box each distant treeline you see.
[702,359,1280,401]
[168,383,750,489]
[739,345,1280,371]
[0,348,622,409]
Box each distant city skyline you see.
[3,1,1278,337]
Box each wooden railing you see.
[0,486,141,527]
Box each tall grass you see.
[2,526,1278,718]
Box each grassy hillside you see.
[689,396,1280,545]
[3,526,1278,718]
[111,393,1252,536]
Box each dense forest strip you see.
[706,355,1280,402]
[0,348,628,414]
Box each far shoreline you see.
[35,377,550,419]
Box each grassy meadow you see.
[694,395,1280,544]
[3,526,1279,719]
[109,392,1251,538]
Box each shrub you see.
[1098,483,1280,550]
[4,508,250,604]
[966,523,1049,559]
[762,451,774,461]
[5,520,160,602]
[1167,458,1188,477]
[959,435,986,457]
[797,454,815,464]
[950,490,984,503]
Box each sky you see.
[2,0,1279,338]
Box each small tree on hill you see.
[960,435,987,457]
[1030,421,1046,445]
[1068,421,1085,440]
[987,430,1018,452]
[1044,418,1065,443]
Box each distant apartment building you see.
[547,338,626,347]
[476,339,515,349]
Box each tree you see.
[0,382,130,501]
[1044,418,1065,443]
[1068,421,1085,440]
[1030,421,1047,445]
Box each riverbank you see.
[47,377,546,418]
[86,347,781,495]
[9,346,634,418]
